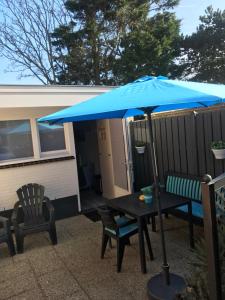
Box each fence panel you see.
[130,107,225,190]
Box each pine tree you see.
[52,0,180,85]
[176,6,225,83]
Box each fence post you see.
[201,174,222,300]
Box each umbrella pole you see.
[146,113,186,300]
[147,113,170,284]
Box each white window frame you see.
[0,118,73,166]
[35,119,69,158]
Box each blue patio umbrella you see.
[39,76,225,299]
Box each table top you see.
[106,191,190,218]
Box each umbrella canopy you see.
[39,76,225,124]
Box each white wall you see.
[0,106,79,211]
[0,160,78,210]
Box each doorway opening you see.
[73,121,106,212]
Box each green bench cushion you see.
[166,175,202,202]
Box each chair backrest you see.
[97,207,117,232]
[16,183,45,225]
[165,173,202,202]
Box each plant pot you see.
[212,148,225,159]
[135,146,145,154]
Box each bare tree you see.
[0,0,70,84]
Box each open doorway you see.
[73,121,106,212]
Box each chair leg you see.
[7,234,16,256]
[151,216,156,232]
[125,237,131,246]
[143,223,154,260]
[188,201,194,248]
[117,239,125,272]
[16,234,24,254]
[108,237,112,249]
[49,224,57,245]
[101,234,109,259]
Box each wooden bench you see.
[165,172,203,222]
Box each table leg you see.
[138,217,146,273]
[188,200,194,248]
[151,216,156,232]
[143,220,154,261]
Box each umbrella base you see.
[147,272,186,300]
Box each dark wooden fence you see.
[130,106,225,190]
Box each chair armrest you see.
[0,216,9,231]
[12,201,21,230]
[44,197,55,223]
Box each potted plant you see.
[135,141,146,154]
[211,141,225,159]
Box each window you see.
[0,120,33,162]
[38,123,66,153]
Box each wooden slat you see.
[196,112,207,176]
[165,117,174,171]
[203,112,215,177]
[185,114,198,175]
[212,110,223,176]
[177,115,188,175]
[171,117,181,173]
[160,118,169,175]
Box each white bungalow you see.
[0,85,133,219]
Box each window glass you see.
[38,123,66,152]
[0,120,33,162]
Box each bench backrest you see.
[166,173,202,202]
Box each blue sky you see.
[0,0,225,85]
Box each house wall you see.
[0,159,78,210]
[0,107,79,211]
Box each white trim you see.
[0,85,114,108]
[30,118,41,159]
[0,153,73,167]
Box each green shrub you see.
[211,141,225,150]
[135,141,146,147]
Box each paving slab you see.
[38,269,82,299]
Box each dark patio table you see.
[107,191,193,274]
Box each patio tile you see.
[0,260,32,284]
[8,288,44,300]
[28,249,64,276]
[79,274,135,300]
[63,290,90,300]
[38,268,81,299]
[0,251,13,268]
[0,271,37,300]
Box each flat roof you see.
[0,85,114,108]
